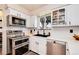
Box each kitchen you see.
[0,4,79,55]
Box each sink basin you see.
[34,34,50,37]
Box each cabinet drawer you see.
[29,37,47,55]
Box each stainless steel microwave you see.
[7,15,26,27]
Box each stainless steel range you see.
[7,30,29,55]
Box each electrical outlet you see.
[70,29,73,33]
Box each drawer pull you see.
[54,41,56,43]
[36,42,39,45]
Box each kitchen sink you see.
[34,34,50,37]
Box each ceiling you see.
[19,4,47,11]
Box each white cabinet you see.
[29,36,39,53]
[7,8,27,18]
[52,8,65,25]
[38,37,47,54]
[29,36,47,55]
[29,37,36,52]
[7,8,20,16]
[65,5,79,25]
[26,15,37,27]
[26,15,31,27]
[29,16,37,27]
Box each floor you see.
[7,50,38,55]
[23,51,38,55]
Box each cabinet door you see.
[30,16,37,27]
[29,37,47,55]
[34,39,40,53]
[38,38,47,55]
[29,37,39,53]
[8,8,19,16]
[26,15,31,27]
[65,5,79,25]
[29,37,37,52]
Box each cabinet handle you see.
[54,41,56,43]
[36,42,39,45]
[66,49,69,51]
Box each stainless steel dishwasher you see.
[47,39,66,55]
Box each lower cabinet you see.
[29,36,47,55]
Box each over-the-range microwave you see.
[7,15,26,27]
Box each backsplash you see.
[51,27,79,40]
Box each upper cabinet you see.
[26,15,31,27]
[30,15,37,27]
[7,8,28,19]
[52,8,66,25]
[65,5,79,25]
[26,15,38,27]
